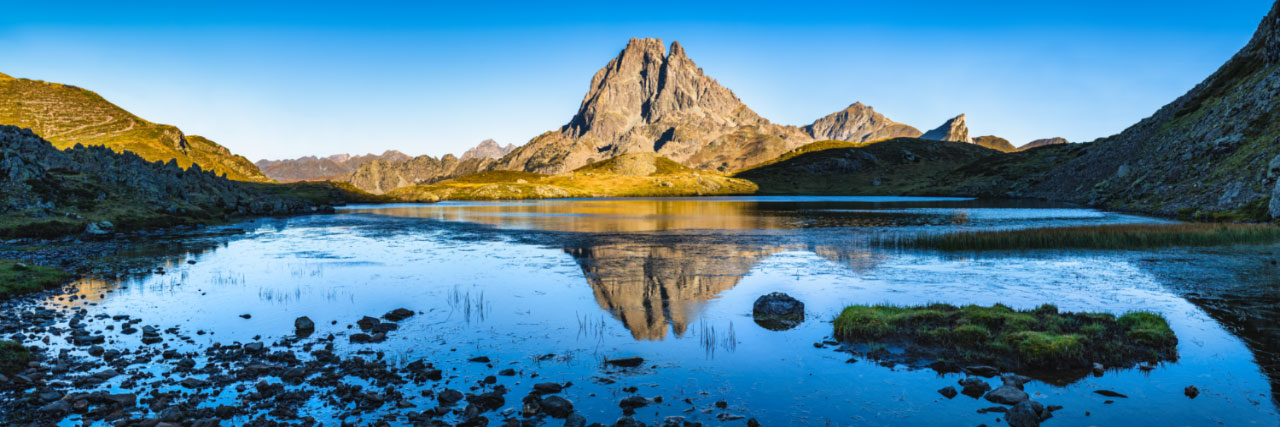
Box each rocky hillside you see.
[973,135,1016,152]
[0,73,269,182]
[1017,137,1069,151]
[0,126,332,238]
[939,1,1280,220]
[919,114,972,143]
[496,38,814,175]
[804,102,922,143]
[256,150,410,182]
[459,139,515,161]
[346,155,495,195]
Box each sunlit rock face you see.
[498,38,814,174]
[567,241,780,340]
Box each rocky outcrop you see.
[256,150,410,182]
[459,139,516,161]
[804,102,922,143]
[497,38,813,175]
[973,135,1016,152]
[0,126,326,237]
[0,74,270,182]
[1017,137,1068,151]
[919,114,972,143]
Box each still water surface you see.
[54,197,1279,425]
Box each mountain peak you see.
[920,114,972,143]
[564,38,764,146]
[805,102,922,142]
[459,139,516,161]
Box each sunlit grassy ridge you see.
[900,223,1280,251]
[387,153,757,202]
[834,303,1177,371]
[0,260,71,299]
[0,74,269,182]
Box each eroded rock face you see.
[920,114,972,143]
[805,102,922,143]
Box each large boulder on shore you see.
[752,292,805,331]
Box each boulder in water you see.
[752,292,805,331]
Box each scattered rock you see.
[541,396,574,418]
[605,357,644,368]
[534,382,564,394]
[294,316,315,333]
[938,386,958,399]
[1006,400,1042,427]
[384,308,415,322]
[1185,385,1200,399]
[1094,390,1127,398]
[619,396,649,410]
[965,365,999,377]
[959,377,991,398]
[985,385,1029,405]
[751,292,805,331]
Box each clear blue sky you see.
[0,1,1272,160]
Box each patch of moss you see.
[0,341,32,376]
[833,303,1177,371]
[0,260,71,299]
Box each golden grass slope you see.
[387,153,757,202]
[0,73,269,182]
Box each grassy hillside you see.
[0,73,269,182]
[733,138,998,195]
[387,153,757,202]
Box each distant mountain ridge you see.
[0,73,269,182]
[344,139,508,194]
[257,150,410,182]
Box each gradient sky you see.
[0,1,1272,160]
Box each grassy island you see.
[834,303,1177,371]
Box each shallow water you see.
[39,197,1280,425]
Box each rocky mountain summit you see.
[0,126,328,238]
[459,139,515,161]
[804,102,922,143]
[496,38,814,175]
[256,150,410,182]
[920,114,972,143]
[0,73,268,182]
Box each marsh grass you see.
[0,340,32,376]
[899,223,1280,251]
[0,260,72,299]
[833,303,1176,371]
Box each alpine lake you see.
[15,197,1280,426]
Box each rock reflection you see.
[566,239,781,340]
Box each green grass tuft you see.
[0,260,72,299]
[0,340,32,376]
